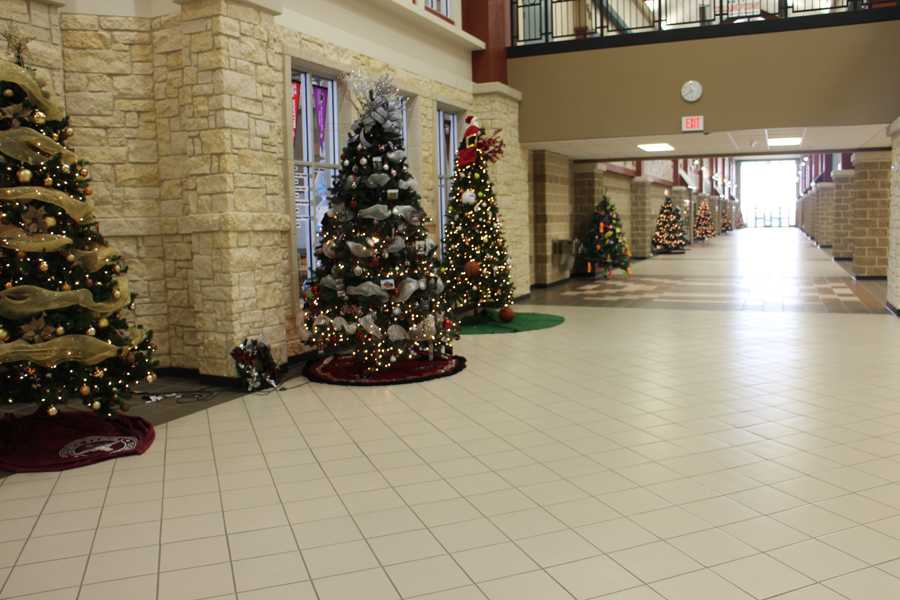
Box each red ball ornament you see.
[499,306,515,322]
[443,318,453,330]
[464,260,481,278]
[350,200,358,210]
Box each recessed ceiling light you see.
[638,143,674,152]
[767,137,803,147]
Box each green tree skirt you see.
[459,310,565,335]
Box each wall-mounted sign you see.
[681,115,704,132]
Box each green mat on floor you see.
[459,310,565,335]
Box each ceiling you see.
[526,124,891,161]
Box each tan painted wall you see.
[509,21,900,142]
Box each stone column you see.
[832,170,855,260]
[807,189,819,240]
[472,83,532,295]
[532,150,574,285]
[711,194,722,235]
[629,177,655,258]
[671,186,692,244]
[815,182,836,248]
[850,151,892,278]
[887,118,900,311]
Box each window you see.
[426,0,451,18]
[436,109,458,256]
[291,72,339,285]
[400,96,410,150]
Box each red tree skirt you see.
[304,355,466,386]
[0,410,155,472]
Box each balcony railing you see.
[511,0,889,46]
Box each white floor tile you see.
[479,570,573,600]
[714,554,813,598]
[453,542,537,582]
[385,555,471,598]
[314,568,399,600]
[651,569,755,600]
[610,541,702,582]
[547,555,641,598]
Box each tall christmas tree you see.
[304,75,458,374]
[652,197,687,254]
[721,209,733,233]
[442,115,514,314]
[581,196,631,278]
[0,40,155,416]
[694,200,715,241]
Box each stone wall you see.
[887,117,900,310]
[630,178,655,259]
[831,169,855,259]
[816,182,835,248]
[532,150,573,285]
[850,151,892,278]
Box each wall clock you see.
[681,80,703,103]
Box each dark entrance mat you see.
[304,355,466,386]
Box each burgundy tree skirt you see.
[0,410,155,472]
[304,355,466,386]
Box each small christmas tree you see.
[694,200,715,241]
[581,196,631,278]
[652,197,687,254]
[0,45,155,415]
[442,116,514,314]
[304,75,458,374]
[721,210,733,233]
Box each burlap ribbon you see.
[0,187,94,222]
[0,128,77,166]
[0,335,128,366]
[0,279,131,319]
[0,224,71,251]
[0,60,64,121]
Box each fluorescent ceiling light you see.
[767,137,803,147]
[638,143,674,152]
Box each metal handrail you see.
[511,0,878,45]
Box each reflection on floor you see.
[4,228,900,600]
[526,228,887,314]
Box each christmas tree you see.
[721,209,733,233]
[304,75,458,373]
[652,197,687,254]
[581,195,631,278]
[694,200,715,241]
[441,115,514,314]
[0,43,155,416]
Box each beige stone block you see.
[64,49,132,74]
[128,140,159,163]
[61,14,99,31]
[99,16,151,31]
[116,163,159,186]
[62,30,110,49]
[65,90,114,115]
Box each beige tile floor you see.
[4,229,900,600]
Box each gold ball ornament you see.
[4,281,12,289]
[112,289,121,299]
[65,127,74,138]
[0,327,8,342]
[44,215,56,228]
[65,253,75,263]
[17,168,33,183]
[2,88,13,98]
[38,260,49,272]
[43,176,53,187]
[33,110,46,125]
[79,383,91,397]
[55,325,65,336]
[47,405,58,417]
[61,282,71,291]
[79,168,89,178]
[146,372,157,384]
[61,164,71,174]
[86,326,96,337]
[98,317,109,329]
[91,400,101,411]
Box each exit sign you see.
[682,115,704,132]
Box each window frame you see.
[436,109,458,258]
[425,0,452,19]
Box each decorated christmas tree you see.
[721,209,733,233]
[0,43,155,416]
[581,196,631,278]
[735,207,746,229]
[652,197,687,254]
[303,75,458,374]
[694,199,715,241]
[441,115,514,316]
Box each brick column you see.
[815,182,836,248]
[850,151,892,278]
[710,194,721,235]
[671,186,692,244]
[888,117,900,311]
[472,83,532,294]
[630,177,655,258]
[532,151,574,285]
[832,170,855,260]
[807,189,819,240]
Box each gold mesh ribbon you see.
[0,187,94,222]
[0,279,131,319]
[0,335,125,366]
[0,223,71,251]
[0,59,64,122]
[0,128,77,166]
[74,246,118,273]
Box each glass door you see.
[292,72,339,285]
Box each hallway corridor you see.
[4,230,900,600]
[527,229,886,314]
